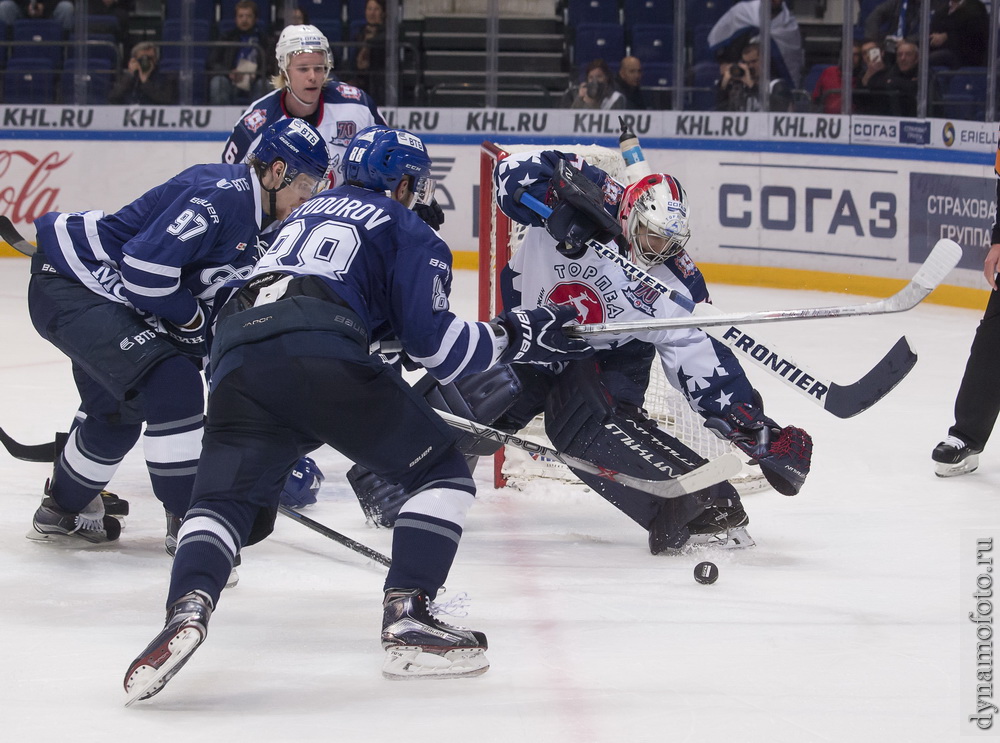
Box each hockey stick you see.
[0,426,59,462]
[569,239,962,334]
[278,504,392,568]
[436,410,743,499]
[514,190,947,417]
[0,216,36,256]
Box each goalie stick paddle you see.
[0,426,58,462]
[0,216,36,256]
[436,410,743,499]
[278,505,392,568]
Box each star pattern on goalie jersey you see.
[677,364,736,414]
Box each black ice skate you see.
[932,435,982,477]
[123,590,213,706]
[381,588,489,679]
[686,500,755,551]
[165,512,241,588]
[26,496,121,545]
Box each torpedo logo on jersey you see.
[546,282,603,324]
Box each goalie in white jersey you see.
[352,150,813,555]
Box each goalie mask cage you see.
[478,141,766,493]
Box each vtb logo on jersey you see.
[622,282,660,317]
[546,282,604,324]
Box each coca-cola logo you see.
[0,150,70,225]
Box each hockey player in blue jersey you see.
[26,118,330,548]
[350,150,813,555]
[122,126,593,702]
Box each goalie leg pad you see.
[544,361,710,529]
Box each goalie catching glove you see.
[493,305,593,364]
[705,400,812,496]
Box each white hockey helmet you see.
[618,173,691,268]
[275,24,333,79]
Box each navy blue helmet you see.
[251,118,330,196]
[343,125,435,205]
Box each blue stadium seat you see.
[802,63,831,99]
[301,0,344,27]
[630,24,673,64]
[59,58,114,104]
[940,67,987,121]
[346,0,370,23]
[164,0,217,23]
[687,60,719,111]
[160,19,212,66]
[643,61,673,88]
[69,32,119,68]
[566,0,619,25]
[11,19,63,66]
[688,0,731,30]
[4,57,56,103]
[158,57,208,104]
[691,22,716,63]
[0,21,7,69]
[216,19,271,37]
[573,22,625,67]
[624,0,674,26]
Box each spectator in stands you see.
[864,0,923,62]
[811,41,862,114]
[854,39,886,114]
[108,41,178,105]
[854,39,918,116]
[208,0,275,106]
[928,0,989,69]
[716,40,793,112]
[279,4,309,28]
[614,55,647,110]
[707,0,804,88]
[563,58,625,110]
[0,0,74,32]
[348,0,387,103]
[867,40,920,116]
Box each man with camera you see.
[715,41,792,112]
[108,41,178,106]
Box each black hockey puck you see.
[694,561,719,584]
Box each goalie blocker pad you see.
[541,159,624,255]
[350,365,525,526]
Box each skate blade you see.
[124,626,205,707]
[382,646,489,680]
[934,455,979,478]
[666,526,756,555]
[25,528,116,547]
[225,567,239,589]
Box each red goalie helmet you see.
[618,173,691,268]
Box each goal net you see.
[477,140,767,493]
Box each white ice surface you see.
[0,260,994,742]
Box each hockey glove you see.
[705,402,812,496]
[279,456,324,509]
[414,198,445,231]
[494,305,594,365]
[544,158,622,257]
[161,301,210,358]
